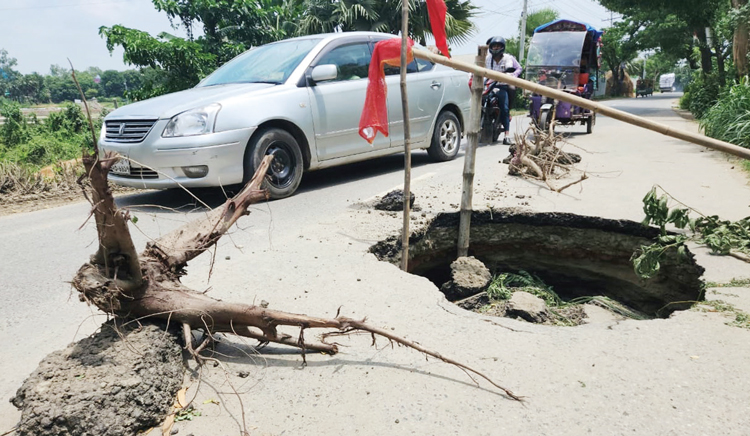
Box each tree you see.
[731,0,749,76]
[601,20,641,96]
[0,49,20,99]
[11,72,47,104]
[296,0,478,46]
[598,0,729,76]
[101,0,479,97]
[511,7,559,60]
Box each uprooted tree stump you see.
[505,125,587,192]
[11,87,521,435]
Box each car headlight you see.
[162,104,221,138]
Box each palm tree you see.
[296,0,478,46]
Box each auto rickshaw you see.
[525,19,603,134]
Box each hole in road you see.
[370,210,706,325]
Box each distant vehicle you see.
[525,19,602,134]
[99,32,470,199]
[659,73,676,92]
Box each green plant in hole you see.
[632,185,750,279]
[485,271,647,324]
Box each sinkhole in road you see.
[370,210,706,320]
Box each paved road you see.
[2,93,750,434]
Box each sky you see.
[0,0,614,74]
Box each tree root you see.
[506,125,586,194]
[71,125,523,410]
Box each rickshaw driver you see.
[485,36,522,145]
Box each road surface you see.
[2,93,750,435]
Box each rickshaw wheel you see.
[586,113,595,134]
[539,109,553,133]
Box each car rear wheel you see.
[245,128,303,199]
[427,111,461,161]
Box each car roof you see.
[273,31,398,46]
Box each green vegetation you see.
[99,0,478,98]
[705,277,750,288]
[693,299,750,329]
[632,185,750,278]
[484,270,647,325]
[1,49,149,105]
[0,100,101,169]
[699,78,750,146]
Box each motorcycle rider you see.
[485,36,522,145]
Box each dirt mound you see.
[11,321,183,436]
[373,189,416,211]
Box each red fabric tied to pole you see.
[358,38,414,144]
[426,0,450,58]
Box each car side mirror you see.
[310,64,338,83]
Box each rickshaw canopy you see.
[533,19,603,41]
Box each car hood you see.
[105,83,277,120]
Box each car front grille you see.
[114,167,159,179]
[105,119,158,143]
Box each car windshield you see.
[198,38,322,87]
[526,31,587,67]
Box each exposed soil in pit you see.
[371,209,706,318]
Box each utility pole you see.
[518,0,528,63]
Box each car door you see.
[381,46,445,148]
[307,39,390,161]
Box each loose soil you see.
[11,321,183,436]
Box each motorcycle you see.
[479,80,506,144]
[479,66,516,144]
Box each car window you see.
[416,57,434,72]
[317,43,371,81]
[198,38,322,86]
[384,60,419,76]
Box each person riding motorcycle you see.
[485,37,522,145]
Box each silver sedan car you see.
[100,32,470,198]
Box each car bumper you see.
[100,123,257,189]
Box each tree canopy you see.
[99,0,478,98]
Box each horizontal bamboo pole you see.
[412,48,750,161]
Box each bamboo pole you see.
[412,48,750,161]
[399,0,412,271]
[457,45,487,258]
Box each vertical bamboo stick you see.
[399,0,412,271]
[457,45,487,258]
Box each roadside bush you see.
[1,132,83,166]
[46,103,86,134]
[681,72,723,118]
[1,101,29,147]
[701,78,750,148]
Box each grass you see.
[484,271,648,325]
[705,277,750,288]
[692,299,750,329]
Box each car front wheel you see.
[427,111,461,161]
[245,128,303,199]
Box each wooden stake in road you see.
[457,45,487,258]
[399,0,412,271]
[412,47,750,161]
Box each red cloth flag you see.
[426,0,450,58]
[358,38,415,144]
